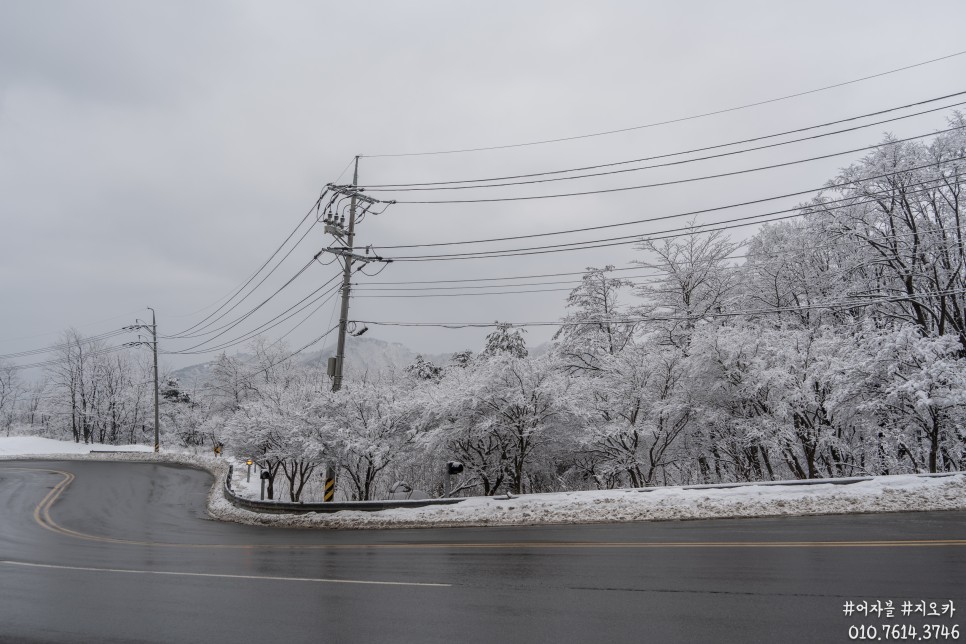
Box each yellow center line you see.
[6,466,966,551]
[0,560,451,587]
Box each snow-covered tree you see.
[803,119,966,351]
[431,353,576,495]
[324,373,419,501]
[635,227,742,348]
[571,334,694,488]
[406,355,443,382]
[0,359,22,436]
[482,322,528,358]
[224,375,327,501]
[842,325,966,474]
[554,266,636,374]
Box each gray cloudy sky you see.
[2,0,966,369]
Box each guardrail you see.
[221,466,960,514]
[222,475,465,514]
[634,472,960,493]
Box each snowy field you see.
[0,436,153,456]
[1,437,964,530]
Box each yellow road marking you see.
[6,466,966,551]
[0,560,451,587]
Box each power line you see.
[166,217,325,340]
[371,160,960,252]
[8,343,130,371]
[166,252,328,352]
[361,49,966,157]
[184,324,341,396]
[356,222,963,295]
[351,232,966,299]
[167,192,328,338]
[0,309,145,346]
[353,287,578,299]
[383,176,956,262]
[0,329,129,361]
[351,288,966,329]
[380,126,964,204]
[361,94,966,190]
[332,156,358,185]
[358,214,959,288]
[353,273,661,291]
[165,274,344,356]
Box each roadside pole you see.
[331,156,359,394]
[149,307,159,453]
[124,308,161,453]
[323,464,336,502]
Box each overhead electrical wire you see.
[7,190,339,364]
[361,92,966,190]
[351,237,966,299]
[353,273,665,291]
[376,125,964,204]
[0,329,130,361]
[356,264,739,287]
[0,309,145,345]
[166,215,327,341]
[370,158,962,252]
[166,252,329,352]
[352,287,579,299]
[362,49,966,157]
[8,343,130,372]
[379,175,957,262]
[162,253,324,344]
[167,191,330,338]
[357,214,964,290]
[165,272,344,355]
[351,288,966,330]
[332,156,358,185]
[185,324,342,396]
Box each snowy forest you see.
[2,123,965,500]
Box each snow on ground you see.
[209,472,966,530]
[2,436,964,530]
[0,436,153,455]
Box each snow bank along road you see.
[0,461,964,644]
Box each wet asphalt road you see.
[0,460,963,644]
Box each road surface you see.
[0,460,963,643]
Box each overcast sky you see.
[2,0,966,370]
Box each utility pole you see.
[315,161,393,504]
[149,307,159,453]
[125,308,160,453]
[332,156,359,393]
[320,164,391,391]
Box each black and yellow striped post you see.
[323,465,335,502]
